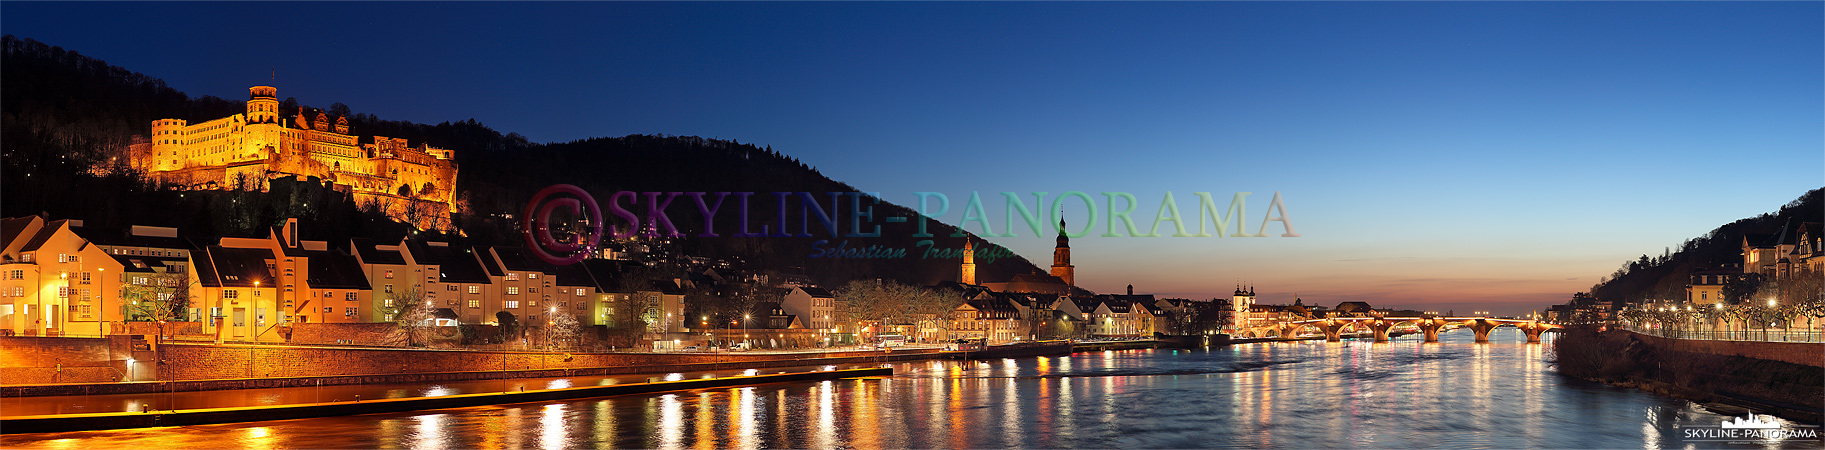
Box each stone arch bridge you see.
[1237,317,1561,343]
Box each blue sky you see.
[5,2,1820,315]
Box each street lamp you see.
[744,313,751,349]
[253,280,261,344]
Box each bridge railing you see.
[1620,325,1822,343]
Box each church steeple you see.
[960,237,977,285]
[1050,214,1075,286]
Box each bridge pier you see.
[1468,320,1497,343]
[1418,319,1444,343]
[1369,319,1393,342]
[1517,321,1550,343]
[1323,321,1344,342]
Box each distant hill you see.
[1579,188,1822,305]
[0,35,1055,289]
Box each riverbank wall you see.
[1,338,940,397]
[0,367,892,434]
[1072,337,1202,352]
[1553,327,1822,423]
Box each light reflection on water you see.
[3,329,1817,449]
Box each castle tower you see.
[148,119,188,171]
[1050,216,1075,286]
[246,86,279,124]
[960,238,977,285]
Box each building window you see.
[385,284,394,294]
[345,292,357,302]
[346,307,358,317]
[507,287,520,295]
[323,307,333,313]
[575,288,586,296]
[8,270,20,279]
[467,299,481,308]
[385,270,394,279]
[468,285,480,294]
[528,273,538,280]
[506,300,520,309]
[506,273,519,281]
[224,290,239,299]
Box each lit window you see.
[468,285,479,294]
[507,287,520,295]
[467,299,480,308]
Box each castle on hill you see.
[128,86,459,230]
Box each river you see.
[3,329,1817,449]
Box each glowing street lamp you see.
[253,280,262,344]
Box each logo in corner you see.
[1722,414,1782,429]
[522,184,603,265]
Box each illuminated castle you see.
[130,86,458,229]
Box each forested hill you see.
[0,34,1057,289]
[1579,188,1822,305]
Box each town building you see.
[1742,219,1824,278]
[783,286,836,332]
[0,217,125,337]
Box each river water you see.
[4,329,1817,449]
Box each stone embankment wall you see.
[1626,331,1822,368]
[0,336,152,384]
[2,336,947,396]
[1554,329,1822,423]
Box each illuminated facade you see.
[0,217,125,337]
[130,86,458,229]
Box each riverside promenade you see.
[1,367,892,433]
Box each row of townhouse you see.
[0,216,703,340]
[714,282,1196,345]
[913,282,1199,344]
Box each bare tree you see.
[121,271,196,339]
[548,310,582,350]
[381,288,434,347]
